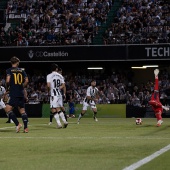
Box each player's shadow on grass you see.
[0,129,15,132]
[141,125,170,136]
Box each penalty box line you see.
[122,144,170,170]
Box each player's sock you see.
[93,112,97,119]
[50,111,53,122]
[21,113,28,129]
[155,113,162,121]
[78,113,84,121]
[63,110,67,121]
[54,112,62,127]
[58,111,67,123]
[8,111,19,126]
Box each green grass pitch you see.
[1,117,170,170]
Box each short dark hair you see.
[91,79,96,83]
[51,63,58,71]
[10,56,20,64]
[58,67,62,72]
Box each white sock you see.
[54,114,62,126]
[59,111,67,124]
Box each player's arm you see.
[47,82,51,95]
[24,88,28,102]
[23,77,29,88]
[93,89,100,103]
[59,83,65,90]
[63,83,66,95]
[63,83,66,100]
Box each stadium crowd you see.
[102,0,170,44]
[0,0,112,46]
[0,0,169,46]
[1,68,170,108]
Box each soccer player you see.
[48,67,68,125]
[77,80,99,124]
[0,79,14,123]
[5,56,29,133]
[149,69,169,127]
[47,63,68,128]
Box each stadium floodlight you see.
[131,65,159,69]
[87,67,103,70]
[131,66,147,69]
[143,65,159,68]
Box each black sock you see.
[50,112,53,122]
[63,110,67,121]
[93,112,97,119]
[21,113,28,129]
[8,111,19,126]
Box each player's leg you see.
[48,111,53,125]
[53,111,62,128]
[90,101,98,121]
[18,98,29,133]
[155,110,163,127]
[5,101,22,132]
[19,108,29,133]
[57,109,68,128]
[56,97,68,128]
[6,98,22,132]
[61,107,67,121]
[92,107,98,122]
[149,100,162,107]
[0,100,13,123]
[77,101,88,124]
[153,69,160,100]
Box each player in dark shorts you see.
[5,56,29,133]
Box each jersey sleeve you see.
[86,87,91,96]
[6,68,11,76]
[46,75,50,83]
[22,70,28,79]
[61,75,65,84]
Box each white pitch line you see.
[122,144,170,170]
[0,136,170,140]
[0,126,15,129]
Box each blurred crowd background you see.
[1,68,170,108]
[0,0,169,46]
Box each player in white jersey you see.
[47,63,68,128]
[77,80,99,124]
[0,80,14,123]
[0,84,6,110]
[48,67,68,125]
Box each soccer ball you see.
[136,118,142,125]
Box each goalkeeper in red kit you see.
[149,69,169,127]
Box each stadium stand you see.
[0,0,169,46]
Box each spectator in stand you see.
[68,96,75,118]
